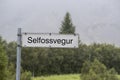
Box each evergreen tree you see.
[58,12,77,74]
[59,12,75,34]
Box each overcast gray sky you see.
[0,0,120,46]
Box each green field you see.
[32,74,120,80]
[32,74,80,80]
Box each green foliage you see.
[87,43,120,73]
[81,59,119,80]
[21,71,32,80]
[0,36,8,80]
[5,37,120,76]
[5,42,16,80]
[6,40,120,76]
[6,63,16,80]
[59,12,75,34]
[6,42,17,65]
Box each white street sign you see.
[22,33,79,48]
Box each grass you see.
[32,74,80,80]
[117,75,120,79]
[32,74,120,80]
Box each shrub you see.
[81,59,119,80]
[0,37,8,80]
[21,71,32,80]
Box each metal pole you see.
[16,28,22,80]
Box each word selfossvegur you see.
[27,37,73,46]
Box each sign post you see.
[16,28,22,80]
[16,29,79,80]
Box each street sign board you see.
[22,33,79,48]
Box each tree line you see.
[6,42,120,76]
